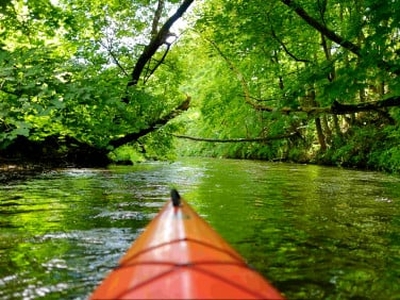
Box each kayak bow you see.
[90,189,284,299]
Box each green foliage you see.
[0,0,188,160]
[109,144,146,164]
[171,0,400,171]
[317,120,400,172]
[368,123,400,173]
[140,130,177,161]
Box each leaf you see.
[13,125,30,137]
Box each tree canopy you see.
[176,0,400,171]
[1,0,400,171]
[0,0,193,164]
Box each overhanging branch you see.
[123,0,194,104]
[110,96,191,148]
[251,95,400,115]
[270,26,311,63]
[172,132,297,143]
[330,97,400,114]
[280,0,400,76]
[281,0,362,56]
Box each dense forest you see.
[1,0,400,172]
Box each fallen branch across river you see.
[172,132,297,143]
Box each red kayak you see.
[90,189,284,299]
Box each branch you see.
[204,37,296,112]
[123,0,194,103]
[280,0,400,75]
[270,26,311,63]
[99,40,129,76]
[281,0,361,55]
[251,95,400,115]
[204,37,257,109]
[144,43,171,84]
[151,0,165,38]
[110,96,191,148]
[247,95,282,102]
[172,132,298,143]
[330,96,400,114]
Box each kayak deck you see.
[90,190,284,299]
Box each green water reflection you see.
[0,159,400,299]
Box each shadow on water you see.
[0,158,400,299]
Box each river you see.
[0,158,400,299]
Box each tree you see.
[2,0,400,170]
[0,0,194,165]
[174,0,400,168]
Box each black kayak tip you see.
[171,189,181,207]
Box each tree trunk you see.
[322,115,332,144]
[309,87,327,151]
[315,117,326,151]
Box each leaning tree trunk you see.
[309,88,327,151]
[315,117,326,151]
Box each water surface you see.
[0,158,400,299]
